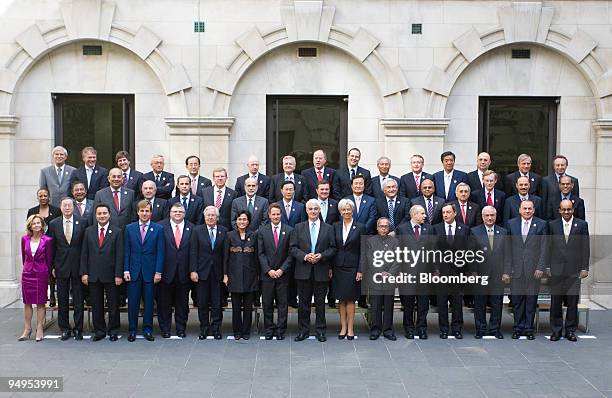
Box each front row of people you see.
[19,195,589,343]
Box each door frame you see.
[266,95,348,175]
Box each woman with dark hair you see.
[26,188,61,307]
[224,210,258,339]
[19,215,54,341]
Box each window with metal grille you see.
[298,47,317,57]
[412,24,422,34]
[194,21,205,33]
[511,49,531,59]
[82,45,102,56]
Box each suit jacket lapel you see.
[181,225,191,249]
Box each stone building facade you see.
[0,0,611,306]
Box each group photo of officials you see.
[19,145,590,343]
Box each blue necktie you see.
[209,227,215,247]
[57,167,63,184]
[388,199,395,227]
[310,222,317,253]
[182,197,188,210]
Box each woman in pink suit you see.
[19,214,54,342]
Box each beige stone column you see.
[0,116,19,306]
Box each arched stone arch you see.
[0,0,192,123]
[423,1,611,120]
[205,0,409,119]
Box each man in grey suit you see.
[94,168,137,229]
[39,146,76,207]
[231,177,269,232]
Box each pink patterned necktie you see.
[140,224,147,242]
[273,226,279,248]
[215,190,222,208]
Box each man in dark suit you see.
[399,154,433,199]
[470,206,510,339]
[276,180,306,308]
[542,155,580,206]
[143,155,175,200]
[395,205,435,339]
[68,146,109,200]
[345,175,377,234]
[168,175,204,225]
[269,155,306,203]
[471,170,505,224]
[158,202,194,338]
[290,199,337,342]
[141,180,168,222]
[302,149,336,201]
[546,175,585,221]
[466,152,491,192]
[258,203,293,340]
[503,176,544,224]
[315,180,339,225]
[47,197,87,340]
[504,153,542,197]
[432,151,469,202]
[503,200,548,340]
[231,177,269,232]
[115,151,144,199]
[190,206,227,339]
[123,200,165,341]
[178,155,212,198]
[201,167,237,230]
[411,178,444,225]
[72,182,94,225]
[375,178,408,231]
[333,147,372,199]
[39,146,76,207]
[80,203,124,341]
[371,156,401,200]
[548,200,590,342]
[234,155,271,198]
[432,203,471,339]
[93,168,137,229]
[451,182,482,228]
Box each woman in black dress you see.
[224,210,259,340]
[333,199,365,340]
[26,188,61,307]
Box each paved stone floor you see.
[0,307,611,398]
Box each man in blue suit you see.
[432,151,468,202]
[503,200,548,340]
[345,175,377,234]
[68,146,109,200]
[503,176,544,225]
[333,148,373,199]
[471,170,505,224]
[124,200,165,342]
[301,149,336,201]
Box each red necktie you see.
[316,170,322,182]
[174,224,182,248]
[486,192,493,206]
[215,190,222,209]
[415,175,420,191]
[113,190,120,210]
[461,204,467,224]
[99,227,105,248]
[273,226,279,248]
[414,224,420,240]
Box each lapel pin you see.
[123,191,127,194]
[108,230,112,234]
[297,181,301,184]
[130,176,133,180]
[65,171,69,175]
[531,178,534,181]
[259,180,263,183]
[156,204,160,208]
[282,231,285,235]
[574,224,577,227]
[458,226,462,230]
[186,227,190,231]
[162,177,166,181]
[533,224,536,227]
[94,170,98,174]
[468,206,472,210]
[150,228,154,232]
[453,180,457,183]
[247,238,250,242]
[190,198,194,202]
[255,207,258,211]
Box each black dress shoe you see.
[265,334,273,340]
[288,302,298,309]
[358,302,369,309]
[405,331,414,339]
[440,332,448,339]
[550,333,561,341]
[346,335,354,341]
[369,334,379,340]
[74,331,83,341]
[511,332,520,339]
[213,333,222,340]
[338,334,346,340]
[453,331,463,339]
[92,334,105,342]
[494,332,504,339]
[294,333,307,342]
[128,334,136,342]
[109,334,118,342]
[234,334,242,340]
[162,332,171,339]
[243,334,250,340]
[60,331,72,341]
[328,302,336,309]
[277,334,285,341]
[526,333,535,341]
[475,331,484,339]
[177,331,186,338]
[198,333,206,340]
[384,334,397,341]
[418,332,428,340]
[144,333,155,341]
[565,333,577,342]
[316,334,327,342]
